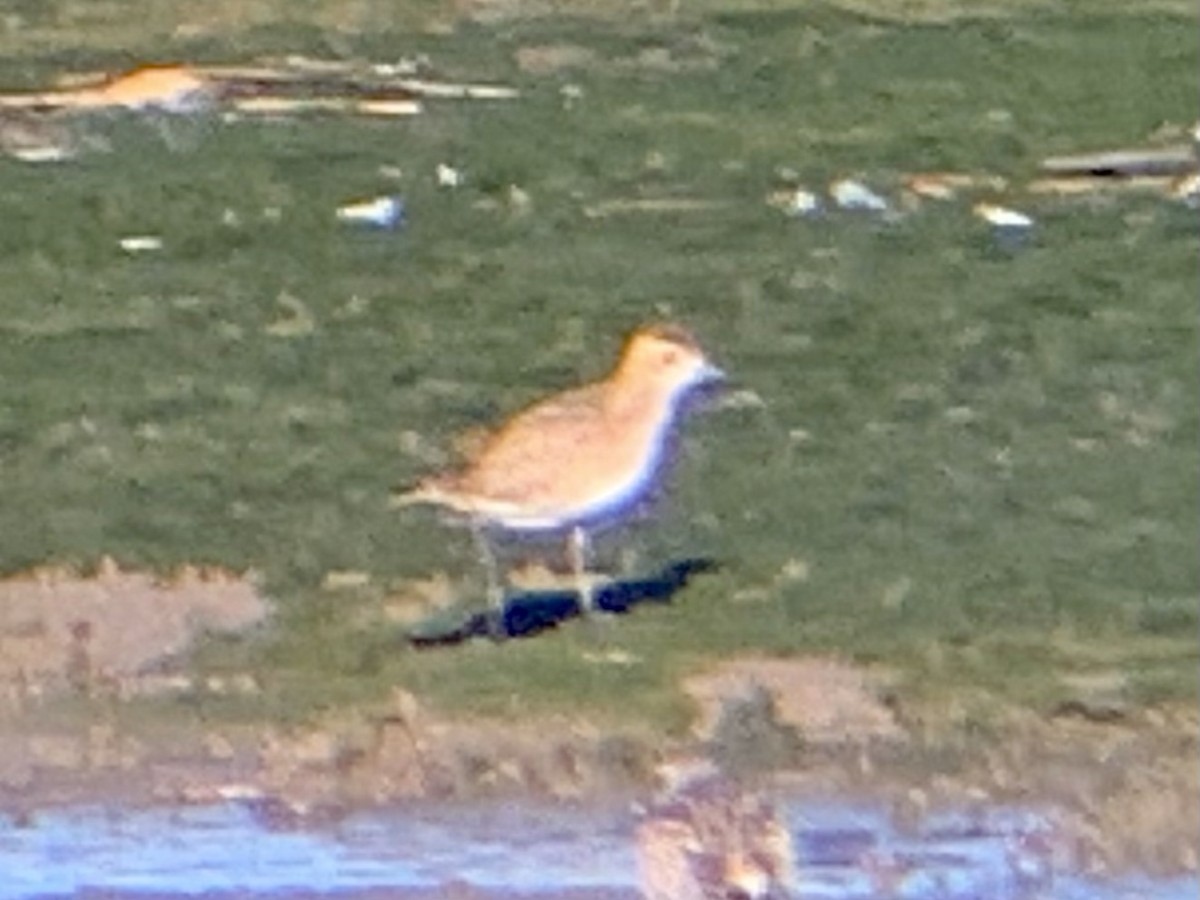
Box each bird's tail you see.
[388,479,439,510]
[389,472,471,511]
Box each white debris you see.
[507,184,532,214]
[0,109,82,162]
[973,202,1034,229]
[830,178,889,212]
[714,388,768,411]
[1169,172,1200,207]
[560,84,584,109]
[118,235,164,253]
[8,145,74,163]
[435,163,463,188]
[215,783,266,802]
[336,194,405,229]
[770,186,822,218]
[370,56,426,78]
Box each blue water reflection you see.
[0,800,1194,899]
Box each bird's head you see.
[616,323,725,402]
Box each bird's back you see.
[429,378,677,527]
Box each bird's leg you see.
[568,526,595,615]
[469,522,507,637]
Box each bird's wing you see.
[455,384,609,502]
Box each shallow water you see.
[0,799,1195,900]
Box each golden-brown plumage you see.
[399,323,720,526]
[394,323,723,619]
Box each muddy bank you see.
[2,669,1195,879]
[0,565,1194,879]
[66,893,635,900]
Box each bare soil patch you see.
[0,558,269,706]
[683,656,903,744]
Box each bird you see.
[391,322,725,626]
[635,757,797,900]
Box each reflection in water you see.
[0,799,1195,900]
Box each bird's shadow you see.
[407,557,718,646]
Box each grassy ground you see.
[0,0,1195,734]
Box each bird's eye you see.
[661,349,679,366]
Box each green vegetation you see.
[0,0,1195,731]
